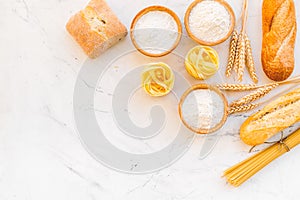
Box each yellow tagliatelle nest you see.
[141,62,175,97]
[185,45,219,80]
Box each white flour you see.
[133,11,179,54]
[181,89,225,130]
[188,1,231,43]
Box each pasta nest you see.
[185,46,219,80]
[141,62,175,97]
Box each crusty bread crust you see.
[66,0,127,58]
[261,0,297,81]
[240,87,300,146]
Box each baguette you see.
[240,88,300,146]
[261,0,297,81]
[66,0,128,58]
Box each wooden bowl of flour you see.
[130,6,182,57]
[178,84,229,134]
[185,0,235,46]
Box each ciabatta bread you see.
[240,88,300,146]
[261,0,297,81]
[66,0,128,58]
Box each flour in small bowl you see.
[181,89,225,130]
[133,11,179,55]
[188,1,231,43]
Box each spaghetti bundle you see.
[223,128,300,187]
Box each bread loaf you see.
[240,87,300,146]
[261,0,297,81]
[66,0,128,58]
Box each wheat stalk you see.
[237,33,246,82]
[244,34,258,83]
[226,30,239,77]
[227,0,258,83]
[229,84,278,108]
[228,103,259,114]
[233,35,241,73]
[216,83,258,91]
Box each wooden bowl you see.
[184,0,236,46]
[130,6,182,57]
[178,84,229,134]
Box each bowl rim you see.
[130,5,183,57]
[178,83,229,134]
[184,0,236,46]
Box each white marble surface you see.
[1,0,300,199]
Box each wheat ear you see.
[229,84,278,108]
[228,103,259,115]
[226,30,239,77]
[233,34,241,73]
[216,83,258,91]
[244,34,258,83]
[237,33,246,82]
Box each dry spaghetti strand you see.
[223,128,300,187]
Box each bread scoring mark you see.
[274,24,296,61]
[262,0,296,81]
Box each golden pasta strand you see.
[226,30,238,77]
[223,128,300,187]
[225,146,279,186]
[244,34,258,83]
